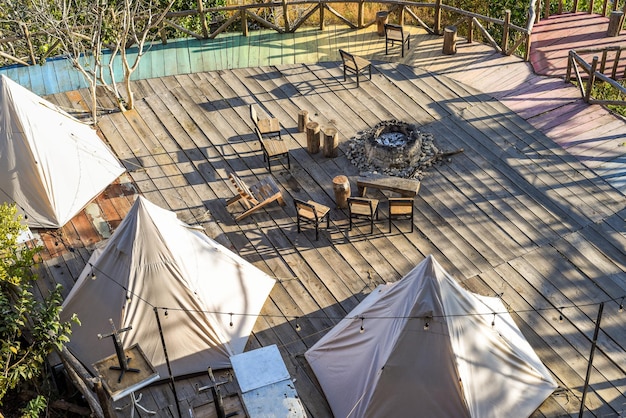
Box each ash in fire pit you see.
[347,120,439,179]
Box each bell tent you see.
[0,74,125,228]
[305,255,557,418]
[61,196,276,378]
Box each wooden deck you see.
[7,14,626,418]
[35,57,626,417]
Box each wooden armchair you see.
[339,49,372,88]
[294,198,331,240]
[226,173,286,221]
[255,128,290,173]
[388,197,414,232]
[385,24,410,57]
[250,104,281,139]
[348,197,379,234]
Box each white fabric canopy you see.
[61,196,276,377]
[305,255,557,418]
[0,74,125,228]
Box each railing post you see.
[565,50,574,81]
[585,56,599,102]
[588,0,594,14]
[282,0,290,32]
[358,0,365,28]
[502,10,511,55]
[320,1,325,30]
[241,9,248,37]
[399,6,405,25]
[525,32,531,61]
[198,0,209,38]
[544,0,551,19]
[435,0,442,35]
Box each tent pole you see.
[154,307,183,418]
[578,302,604,418]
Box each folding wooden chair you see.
[339,49,372,88]
[388,197,414,232]
[385,24,410,57]
[250,104,281,139]
[294,198,331,240]
[348,197,379,234]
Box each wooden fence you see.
[0,0,533,67]
[567,47,626,105]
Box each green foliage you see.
[591,80,626,116]
[0,203,78,417]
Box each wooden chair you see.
[255,127,290,173]
[385,24,410,57]
[388,197,414,232]
[339,49,372,88]
[348,197,379,234]
[226,173,286,221]
[250,104,281,139]
[294,198,331,241]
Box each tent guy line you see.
[86,260,626,322]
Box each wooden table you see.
[356,172,421,197]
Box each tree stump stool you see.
[376,11,389,36]
[333,175,350,209]
[306,121,321,154]
[443,26,457,55]
[298,110,309,132]
[607,11,624,37]
[323,127,338,158]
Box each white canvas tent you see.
[0,74,125,228]
[61,196,276,378]
[305,255,557,418]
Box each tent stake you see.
[578,302,604,418]
[154,307,183,418]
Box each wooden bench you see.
[339,49,372,88]
[356,172,421,197]
[226,173,286,221]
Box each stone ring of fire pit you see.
[346,120,439,179]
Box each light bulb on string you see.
[229,313,233,327]
[90,263,96,280]
[558,308,564,323]
[164,309,168,317]
[619,297,624,313]
[295,317,301,332]
[423,319,430,331]
[491,313,496,328]
[359,317,365,334]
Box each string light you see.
[90,263,96,280]
[164,309,168,317]
[558,308,564,323]
[359,317,365,333]
[423,320,430,331]
[619,297,624,313]
[491,313,496,328]
[229,313,233,327]
[295,317,301,332]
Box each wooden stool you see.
[306,121,320,154]
[298,110,309,132]
[376,11,389,36]
[323,127,338,158]
[443,26,457,55]
[332,175,350,209]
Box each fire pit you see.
[346,120,439,179]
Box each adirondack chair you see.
[339,49,372,87]
[385,24,410,57]
[226,173,286,221]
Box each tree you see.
[0,203,78,418]
[8,0,175,122]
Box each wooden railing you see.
[566,47,626,105]
[538,0,626,20]
[0,0,535,68]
